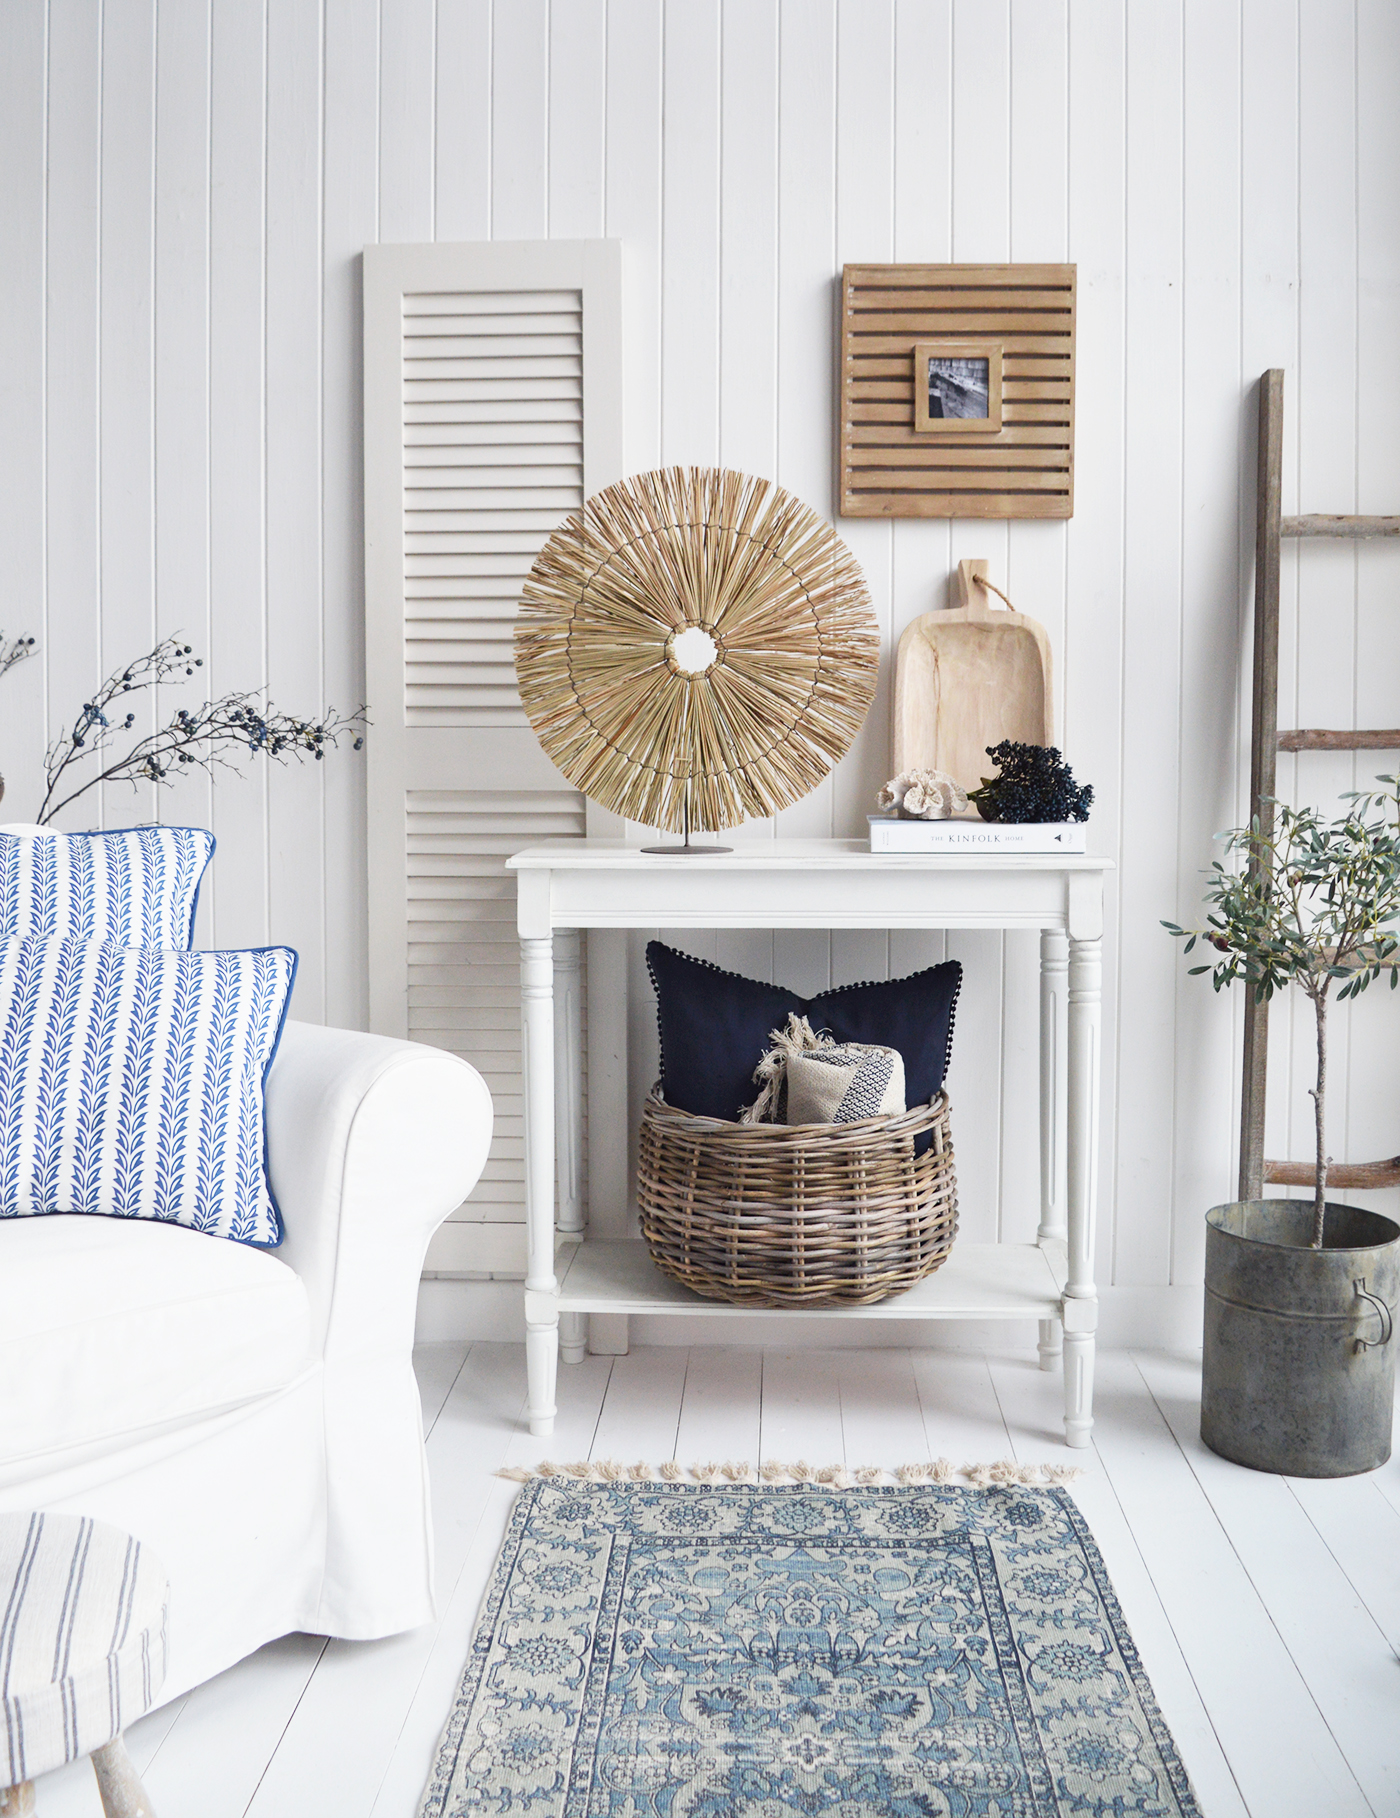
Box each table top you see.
[507,837,1113,874]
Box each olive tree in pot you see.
[1166,783,1400,1476]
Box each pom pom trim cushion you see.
[0,936,296,1247]
[645,941,962,1124]
[0,824,216,951]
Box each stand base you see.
[640,844,733,855]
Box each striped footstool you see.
[0,1514,168,1818]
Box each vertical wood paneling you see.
[44,0,103,828]
[1000,0,1069,1241]
[718,0,778,480]
[945,0,1012,1241]
[1006,0,1068,692]
[207,0,268,954]
[1114,1,1183,1285]
[1065,0,1126,1287]
[1291,1,1359,1191]
[771,0,840,988]
[265,0,325,1018]
[98,0,158,837]
[322,0,379,1031]
[832,0,894,850]
[380,0,435,242]
[1237,0,1299,1226]
[10,0,1400,1289]
[154,0,213,940]
[1346,0,1400,1224]
[1171,0,1245,1281]
[714,0,780,981]
[435,0,492,241]
[772,0,837,918]
[605,0,663,471]
[889,0,952,989]
[492,0,548,239]
[661,0,720,466]
[549,0,607,238]
[0,0,48,809]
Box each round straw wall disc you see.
[514,467,879,834]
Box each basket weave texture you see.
[637,1088,959,1307]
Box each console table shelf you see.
[554,1237,1069,1321]
[507,839,1112,1447]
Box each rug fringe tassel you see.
[496,1457,1085,1486]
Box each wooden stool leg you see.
[0,1782,36,1816]
[91,1737,156,1818]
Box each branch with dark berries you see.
[36,636,367,826]
[967,740,1094,824]
[0,633,36,681]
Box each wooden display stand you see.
[507,840,1112,1448]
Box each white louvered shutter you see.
[364,241,623,1275]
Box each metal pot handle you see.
[1354,1278,1394,1352]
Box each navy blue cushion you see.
[646,941,962,1122]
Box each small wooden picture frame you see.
[912,341,1003,433]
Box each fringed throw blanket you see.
[418,1478,1202,1817]
[742,1013,906,1126]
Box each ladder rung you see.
[1280,514,1400,538]
[1265,1155,1400,1190]
[1278,728,1400,752]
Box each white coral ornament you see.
[877,768,969,820]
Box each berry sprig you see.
[36,636,366,825]
[967,740,1094,825]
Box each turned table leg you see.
[521,933,559,1436]
[1038,929,1069,1371]
[1063,930,1102,1448]
[91,1737,156,1818]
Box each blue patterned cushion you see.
[0,936,296,1246]
[0,825,215,950]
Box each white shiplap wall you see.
[2,0,1398,1298]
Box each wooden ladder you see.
[1240,368,1400,1200]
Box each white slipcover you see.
[0,1020,491,1705]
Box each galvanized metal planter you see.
[1202,1199,1400,1477]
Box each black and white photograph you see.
[927,353,990,419]
[912,339,1004,433]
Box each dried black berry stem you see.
[35,636,367,826]
[0,633,37,681]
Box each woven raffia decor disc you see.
[514,467,879,834]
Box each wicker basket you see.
[637,1088,958,1307]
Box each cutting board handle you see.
[956,558,996,617]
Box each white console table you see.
[507,839,1111,1447]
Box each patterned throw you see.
[0,825,215,949]
[0,935,295,1245]
[419,1479,1202,1818]
[743,1014,906,1127]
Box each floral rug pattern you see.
[419,1480,1201,1817]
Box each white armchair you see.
[0,1020,491,1703]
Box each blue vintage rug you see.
[420,1478,1202,1817]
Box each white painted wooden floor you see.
[31,1340,1400,1818]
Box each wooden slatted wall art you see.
[838,264,1076,520]
[364,240,623,1276]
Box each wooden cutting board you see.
[892,559,1054,795]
